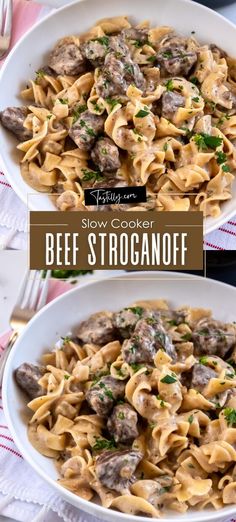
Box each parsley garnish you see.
[147,56,156,63]
[193,133,223,150]
[167,319,178,326]
[224,408,236,426]
[59,98,69,105]
[35,69,45,83]
[124,63,134,75]
[190,76,199,85]
[105,97,122,111]
[159,486,171,495]
[181,333,192,341]
[125,306,144,317]
[162,50,173,59]
[222,164,230,172]
[118,411,125,420]
[188,414,194,424]
[92,437,116,451]
[130,363,145,372]
[161,374,177,384]
[192,97,200,103]
[135,109,149,118]
[81,169,104,182]
[72,104,87,123]
[199,356,208,365]
[64,374,70,380]
[163,143,168,152]
[91,36,109,47]
[165,79,174,91]
[216,151,227,165]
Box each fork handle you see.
[0,331,18,386]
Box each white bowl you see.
[2,271,236,522]
[0,0,236,233]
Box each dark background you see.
[196,0,234,8]
[187,252,236,286]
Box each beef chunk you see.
[192,319,236,358]
[121,28,149,44]
[107,403,138,443]
[96,449,142,493]
[48,41,86,76]
[96,52,145,98]
[86,376,125,416]
[113,307,143,339]
[0,107,32,142]
[82,35,129,67]
[161,91,185,120]
[210,44,227,59]
[68,110,105,151]
[122,315,176,365]
[15,363,46,399]
[76,311,116,346]
[157,36,197,77]
[91,137,121,172]
[191,363,217,392]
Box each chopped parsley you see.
[190,76,199,85]
[218,114,230,126]
[61,336,71,345]
[124,63,134,75]
[130,363,145,372]
[118,411,125,420]
[188,414,194,424]
[161,374,177,384]
[92,437,116,451]
[72,104,87,123]
[163,143,168,152]
[59,98,69,105]
[222,164,230,172]
[35,69,45,83]
[125,306,144,317]
[105,97,122,111]
[162,50,173,59]
[147,55,156,63]
[159,486,171,495]
[101,148,108,155]
[156,395,165,408]
[81,168,104,182]
[181,333,192,341]
[135,109,149,118]
[167,319,178,326]
[193,133,223,151]
[216,151,227,165]
[165,79,174,91]
[192,97,200,103]
[224,407,236,427]
[64,374,70,380]
[199,355,208,366]
[98,381,113,399]
[46,114,52,120]
[91,36,109,47]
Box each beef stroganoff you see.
[15,300,236,516]
[1,17,236,215]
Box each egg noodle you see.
[19,300,236,517]
[5,16,236,214]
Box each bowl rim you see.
[2,270,236,522]
[0,0,236,234]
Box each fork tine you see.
[15,269,30,307]
[21,270,38,309]
[0,0,5,35]
[4,0,12,38]
[28,270,43,310]
[36,270,51,311]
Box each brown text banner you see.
[30,211,203,270]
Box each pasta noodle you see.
[15,300,236,517]
[1,18,236,215]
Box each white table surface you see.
[1,1,236,520]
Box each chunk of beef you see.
[96,52,146,98]
[122,315,176,364]
[121,28,149,44]
[210,44,227,59]
[161,309,188,326]
[91,137,121,172]
[107,403,138,443]
[0,107,32,142]
[161,91,185,120]
[95,449,143,493]
[157,37,197,77]
[48,42,86,76]
[15,363,46,399]
[82,35,129,67]
[192,319,236,358]
[86,376,125,416]
[76,311,116,346]
[68,110,105,151]
[113,307,143,339]
[191,363,217,392]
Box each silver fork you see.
[0,269,51,385]
[0,0,13,59]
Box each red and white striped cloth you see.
[0,277,103,522]
[1,1,236,249]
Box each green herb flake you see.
[188,414,194,425]
[162,50,173,59]
[72,104,87,123]
[190,76,199,85]
[81,168,104,182]
[161,375,177,384]
[92,36,109,47]
[224,407,236,426]
[118,411,125,420]
[181,333,192,341]
[193,133,223,151]
[199,355,208,366]
[165,79,174,91]
[92,436,116,451]
[216,151,227,165]
[159,486,171,495]
[64,374,70,380]
[105,97,122,111]
[192,97,200,103]
[125,306,144,317]
[163,143,168,152]
[59,98,69,105]
[222,164,230,172]
[135,109,149,118]
[147,55,156,63]
[130,363,145,373]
